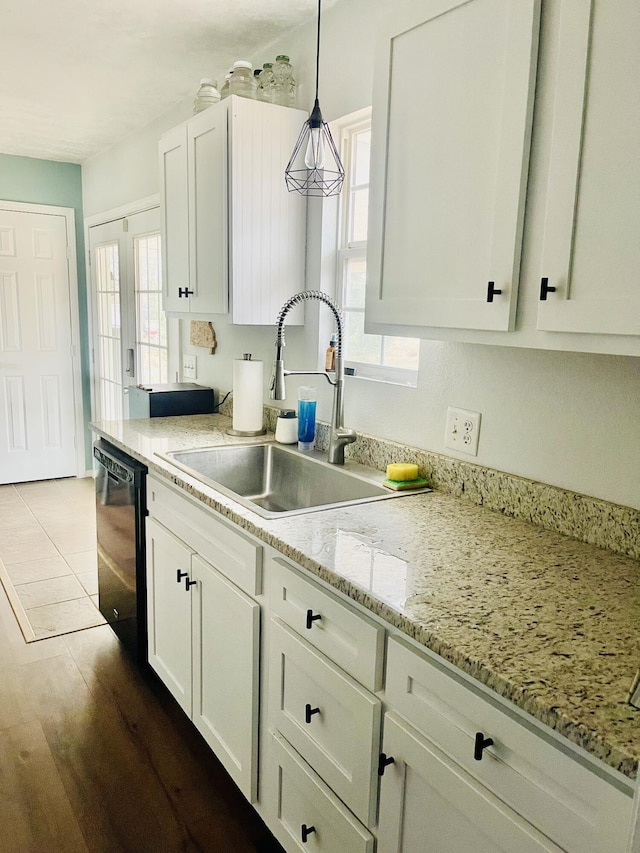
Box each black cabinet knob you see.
[185,577,197,591]
[486,281,502,303]
[301,824,316,843]
[306,608,322,629]
[176,569,188,583]
[304,703,321,724]
[178,287,194,298]
[378,752,395,776]
[539,277,557,301]
[474,732,494,760]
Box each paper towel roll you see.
[232,357,264,434]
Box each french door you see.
[88,207,174,421]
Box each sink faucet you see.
[270,290,357,465]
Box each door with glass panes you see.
[88,208,172,420]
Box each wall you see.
[0,153,92,466]
[81,0,640,511]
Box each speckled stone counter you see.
[91,414,640,782]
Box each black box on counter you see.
[128,383,216,419]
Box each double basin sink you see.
[158,442,429,519]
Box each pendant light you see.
[285,0,345,197]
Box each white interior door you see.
[0,205,79,484]
[89,207,170,421]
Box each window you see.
[337,112,420,385]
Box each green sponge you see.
[382,477,430,491]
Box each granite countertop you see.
[91,414,640,782]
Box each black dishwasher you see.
[93,439,147,663]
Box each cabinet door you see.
[146,518,194,715]
[228,97,306,325]
[191,554,260,802]
[159,123,190,313]
[377,713,563,853]
[187,107,228,315]
[366,0,540,333]
[537,0,640,336]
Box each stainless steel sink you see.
[158,442,429,518]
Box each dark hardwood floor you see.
[0,584,284,852]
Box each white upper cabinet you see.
[366,0,541,333]
[159,96,307,324]
[366,0,640,356]
[536,0,640,338]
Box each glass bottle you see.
[229,60,257,100]
[257,62,276,104]
[219,73,232,100]
[193,78,221,114]
[273,55,296,108]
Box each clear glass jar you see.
[229,60,257,100]
[273,55,296,107]
[193,78,221,114]
[257,62,276,104]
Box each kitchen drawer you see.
[268,617,381,826]
[385,636,634,853]
[147,474,261,595]
[269,557,384,691]
[264,731,374,853]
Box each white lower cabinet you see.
[143,491,637,853]
[382,636,635,853]
[377,713,562,853]
[146,497,261,802]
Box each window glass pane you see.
[344,310,383,364]
[134,232,167,386]
[349,188,369,243]
[382,335,420,370]
[353,130,371,186]
[343,258,367,307]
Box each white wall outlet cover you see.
[445,406,481,456]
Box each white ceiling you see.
[1,0,319,164]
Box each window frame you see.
[335,110,419,387]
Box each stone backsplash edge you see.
[262,404,640,561]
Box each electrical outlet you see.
[445,407,481,456]
[182,355,197,380]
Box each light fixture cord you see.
[314,0,321,102]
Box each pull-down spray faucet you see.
[270,290,357,465]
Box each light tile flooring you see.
[0,478,105,640]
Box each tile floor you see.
[0,478,104,640]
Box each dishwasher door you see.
[94,439,147,662]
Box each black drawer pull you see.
[176,569,188,583]
[301,824,316,843]
[378,753,395,776]
[486,281,502,303]
[474,732,494,760]
[185,577,197,591]
[539,277,557,301]
[178,287,194,298]
[306,608,321,629]
[305,703,321,724]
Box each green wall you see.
[0,153,91,468]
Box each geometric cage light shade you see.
[285,99,345,197]
[284,0,345,198]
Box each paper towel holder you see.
[226,353,267,437]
